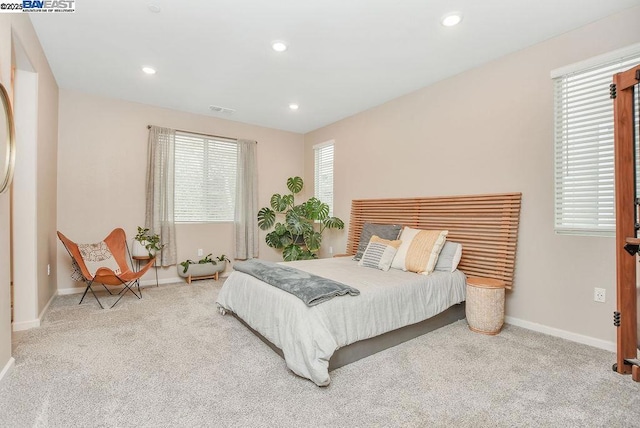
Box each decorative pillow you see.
[434,241,463,273]
[391,227,448,275]
[353,223,403,261]
[358,235,402,271]
[78,241,121,277]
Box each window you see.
[174,131,237,222]
[314,141,334,216]
[552,46,640,236]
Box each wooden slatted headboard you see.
[346,193,522,288]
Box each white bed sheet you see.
[216,257,466,386]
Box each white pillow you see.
[434,241,463,273]
[78,241,121,277]
[391,226,448,275]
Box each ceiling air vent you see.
[209,105,236,115]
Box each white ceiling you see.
[30,0,640,134]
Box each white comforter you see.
[216,257,466,386]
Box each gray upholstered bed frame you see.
[234,193,521,371]
[233,303,465,370]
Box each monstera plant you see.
[257,176,344,261]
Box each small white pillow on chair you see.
[78,241,121,277]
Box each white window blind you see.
[314,141,334,216]
[174,132,238,222]
[553,50,640,236]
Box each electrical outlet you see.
[594,287,606,303]
[197,249,203,257]
[47,264,50,276]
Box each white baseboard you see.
[139,276,182,287]
[0,357,15,384]
[141,274,228,286]
[505,316,616,352]
[58,277,184,295]
[12,291,56,332]
[57,286,86,295]
[57,273,225,295]
[38,291,56,320]
[12,318,40,331]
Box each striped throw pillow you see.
[391,227,448,275]
[358,235,402,271]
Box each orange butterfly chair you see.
[58,228,156,309]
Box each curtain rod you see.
[147,125,248,143]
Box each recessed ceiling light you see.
[272,41,288,52]
[289,103,299,110]
[142,66,156,75]
[148,3,161,13]
[441,12,462,27]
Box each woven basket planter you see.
[465,276,506,335]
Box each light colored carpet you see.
[0,280,638,427]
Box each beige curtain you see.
[234,139,258,259]
[145,126,177,266]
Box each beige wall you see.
[304,7,640,346]
[57,90,304,291]
[0,15,58,377]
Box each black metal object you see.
[614,311,621,327]
[75,269,142,309]
[636,69,640,81]
[624,243,640,255]
[78,278,104,309]
[625,358,640,367]
[105,276,141,309]
[610,83,617,99]
[611,360,637,372]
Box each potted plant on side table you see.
[132,226,163,258]
[131,226,164,287]
[178,254,231,283]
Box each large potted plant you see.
[257,176,344,261]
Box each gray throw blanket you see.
[233,259,360,306]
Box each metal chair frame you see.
[58,229,155,309]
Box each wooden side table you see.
[465,276,506,335]
[132,255,159,287]
[185,271,219,284]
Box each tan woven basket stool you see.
[465,276,506,335]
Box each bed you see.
[217,193,522,385]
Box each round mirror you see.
[0,82,15,194]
